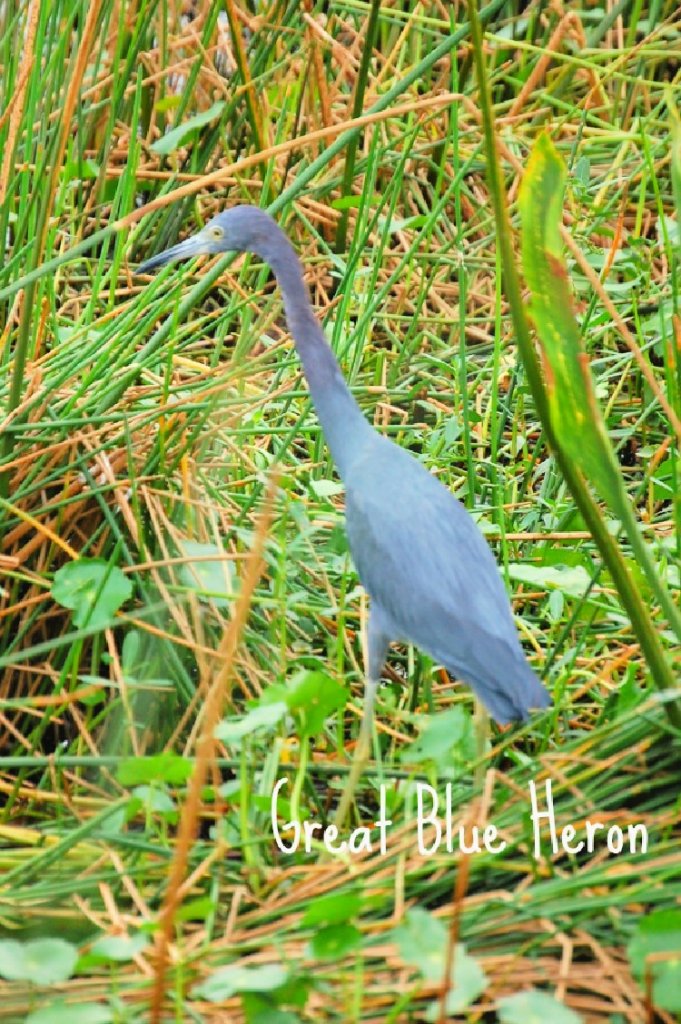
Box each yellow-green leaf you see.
[519,133,621,507]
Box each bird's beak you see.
[136,230,211,274]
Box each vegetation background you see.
[0,0,679,1021]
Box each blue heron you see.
[137,206,551,824]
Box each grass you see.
[0,1,680,1022]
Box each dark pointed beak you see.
[136,232,211,274]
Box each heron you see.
[137,205,551,826]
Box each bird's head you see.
[136,205,280,274]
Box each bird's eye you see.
[211,225,224,239]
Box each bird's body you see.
[344,434,548,724]
[138,205,551,819]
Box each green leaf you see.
[178,539,235,609]
[151,101,226,155]
[507,563,591,597]
[263,671,346,738]
[131,785,177,816]
[154,95,181,113]
[394,908,488,1011]
[401,707,474,767]
[244,1004,301,1024]
[519,134,681,659]
[195,963,288,1002]
[302,889,362,927]
[52,559,132,629]
[628,909,681,1012]
[309,924,362,960]
[573,155,590,184]
[0,939,30,981]
[175,896,216,922]
[424,947,487,1016]
[215,702,287,745]
[0,938,78,985]
[26,1002,113,1024]
[498,990,583,1024]
[88,933,149,962]
[393,907,448,982]
[62,159,100,182]
[330,195,363,210]
[519,133,622,508]
[121,629,141,669]
[547,589,564,622]
[308,479,345,499]
[117,753,192,786]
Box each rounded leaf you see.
[195,963,288,1003]
[310,924,362,960]
[628,909,681,1012]
[0,938,78,985]
[498,990,583,1024]
[88,933,149,962]
[52,560,132,630]
[26,1002,113,1024]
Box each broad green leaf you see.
[215,702,287,745]
[424,947,487,1016]
[26,1002,113,1024]
[262,671,346,738]
[0,939,31,981]
[520,134,681,652]
[175,896,216,922]
[393,907,448,982]
[308,479,344,498]
[0,938,78,985]
[154,95,181,113]
[131,785,177,816]
[88,933,149,962]
[498,990,583,1023]
[52,559,132,629]
[507,563,591,597]
[394,907,488,1011]
[401,707,474,767]
[195,963,288,1002]
[178,539,235,609]
[628,909,681,1012]
[243,1004,301,1024]
[151,101,225,155]
[547,589,564,622]
[519,133,622,508]
[117,753,192,786]
[302,889,362,927]
[121,629,141,669]
[330,195,363,210]
[309,923,362,960]
[62,159,100,182]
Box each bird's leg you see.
[333,608,390,830]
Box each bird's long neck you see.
[264,241,373,480]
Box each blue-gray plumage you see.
[137,206,551,819]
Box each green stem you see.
[616,483,681,645]
[335,0,381,253]
[466,0,681,728]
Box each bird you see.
[137,205,551,825]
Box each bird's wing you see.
[345,442,514,641]
[344,443,548,722]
